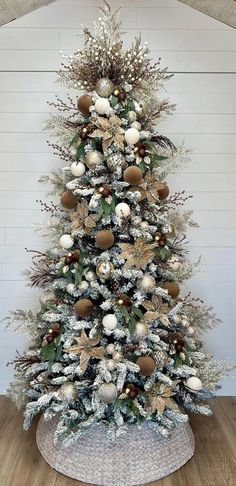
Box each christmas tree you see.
[7,2,231,446]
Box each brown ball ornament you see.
[125,383,138,399]
[158,184,169,200]
[162,281,180,299]
[158,237,167,247]
[75,298,93,318]
[77,95,93,116]
[136,356,156,376]
[118,91,127,102]
[60,191,78,209]
[95,230,115,250]
[123,166,143,186]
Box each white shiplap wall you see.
[0,0,235,394]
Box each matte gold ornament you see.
[160,223,175,237]
[85,150,104,168]
[95,78,114,97]
[97,383,118,404]
[137,356,156,376]
[66,330,105,374]
[60,191,78,209]
[59,382,76,402]
[132,322,149,342]
[77,94,93,115]
[95,230,115,250]
[96,260,114,280]
[75,298,94,317]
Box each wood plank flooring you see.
[0,396,235,486]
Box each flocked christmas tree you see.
[7,3,232,444]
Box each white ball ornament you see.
[115,202,130,218]
[106,359,116,371]
[139,275,156,291]
[186,376,203,392]
[125,127,140,145]
[106,343,115,355]
[66,283,75,294]
[70,161,86,177]
[131,121,141,131]
[59,234,74,249]
[98,383,118,403]
[59,382,76,402]
[94,97,110,115]
[102,314,118,331]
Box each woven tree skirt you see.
[36,416,195,485]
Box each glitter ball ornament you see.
[127,110,137,122]
[75,298,93,318]
[85,150,103,168]
[115,202,130,218]
[98,383,118,403]
[132,322,149,342]
[186,376,203,391]
[59,234,74,249]
[59,382,76,402]
[70,161,86,177]
[158,184,169,200]
[154,349,168,369]
[131,121,141,131]
[94,97,110,115]
[160,223,175,237]
[125,127,140,145]
[95,230,115,249]
[139,275,156,291]
[95,78,114,97]
[162,281,180,298]
[78,280,89,290]
[124,166,143,185]
[96,260,114,280]
[167,255,182,271]
[77,94,93,115]
[60,191,78,209]
[102,314,118,330]
[39,290,56,307]
[137,356,156,376]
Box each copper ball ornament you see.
[60,191,78,209]
[75,298,93,318]
[77,95,93,116]
[123,166,143,186]
[136,356,156,376]
[95,230,115,250]
[162,281,180,299]
[158,184,169,200]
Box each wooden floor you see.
[0,396,235,486]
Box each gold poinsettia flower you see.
[118,238,158,270]
[147,381,180,415]
[65,330,105,374]
[89,114,124,151]
[139,171,164,204]
[70,199,100,236]
[143,295,170,326]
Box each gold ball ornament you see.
[160,223,175,237]
[85,150,103,168]
[75,298,94,318]
[123,166,143,186]
[95,230,115,250]
[97,383,118,404]
[113,87,120,97]
[60,191,78,209]
[95,78,114,97]
[137,356,156,376]
[96,260,114,280]
[59,382,77,402]
[132,322,149,342]
[162,281,180,299]
[77,94,93,116]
